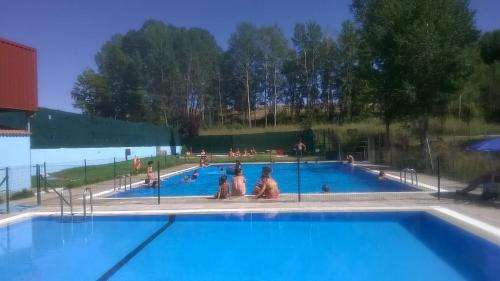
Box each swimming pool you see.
[0,211,498,280]
[112,162,418,198]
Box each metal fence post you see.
[5,167,9,214]
[157,161,161,205]
[36,164,41,206]
[113,157,116,190]
[84,159,87,184]
[43,162,47,192]
[297,155,301,202]
[338,143,341,161]
[437,157,441,200]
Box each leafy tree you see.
[292,21,323,111]
[480,62,500,122]
[352,0,478,144]
[257,25,289,126]
[318,37,337,119]
[71,69,113,117]
[479,30,500,65]
[226,22,261,127]
[73,20,220,127]
[335,20,369,122]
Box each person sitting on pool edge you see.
[214,175,229,199]
[343,154,354,165]
[321,184,330,193]
[254,167,280,199]
[231,168,246,196]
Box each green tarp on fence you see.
[185,130,314,153]
[0,108,178,149]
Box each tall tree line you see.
[72,1,500,137]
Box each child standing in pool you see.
[214,176,229,199]
[231,168,246,196]
[145,161,154,185]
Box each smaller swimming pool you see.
[111,162,418,198]
[0,211,499,280]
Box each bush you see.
[10,189,34,201]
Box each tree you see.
[480,62,500,122]
[292,22,323,111]
[257,25,289,126]
[72,20,221,127]
[479,30,500,65]
[226,23,261,127]
[352,0,478,144]
[71,69,113,117]
[335,21,366,122]
[318,37,337,119]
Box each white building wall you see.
[0,135,31,192]
[31,145,183,173]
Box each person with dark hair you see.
[145,160,154,185]
[321,184,330,193]
[232,168,246,196]
[378,171,386,180]
[214,176,229,199]
[344,154,354,165]
[254,167,280,199]
[296,140,307,157]
[199,149,209,167]
[191,169,199,180]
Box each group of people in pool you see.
[214,164,280,200]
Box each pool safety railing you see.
[83,187,93,218]
[400,168,418,187]
[34,165,74,216]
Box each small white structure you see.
[0,130,31,192]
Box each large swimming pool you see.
[112,162,417,198]
[0,211,498,280]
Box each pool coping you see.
[2,206,499,246]
[99,161,439,199]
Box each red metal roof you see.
[0,129,31,136]
[0,38,38,112]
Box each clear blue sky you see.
[1,0,499,113]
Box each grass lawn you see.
[38,156,187,189]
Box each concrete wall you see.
[0,135,31,191]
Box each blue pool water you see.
[112,162,417,198]
[0,212,499,280]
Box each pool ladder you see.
[56,188,74,217]
[400,168,418,187]
[83,187,93,218]
[114,174,132,191]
